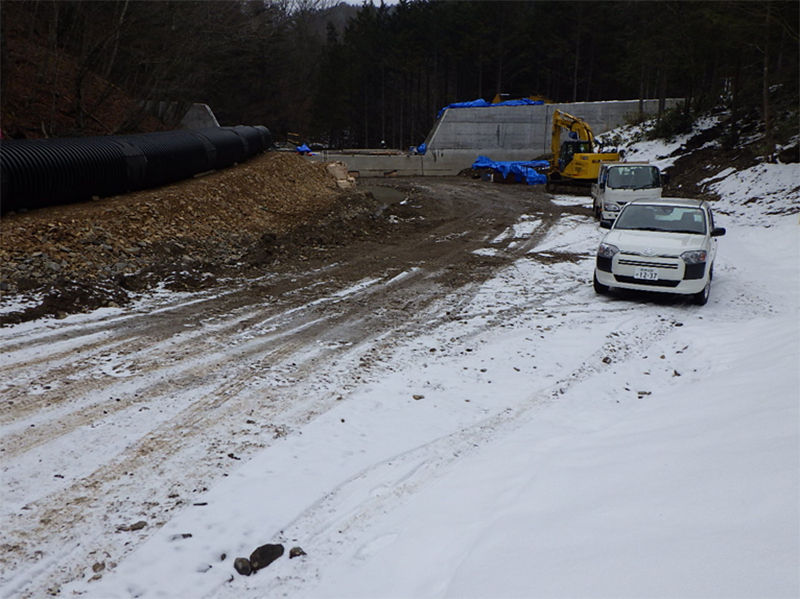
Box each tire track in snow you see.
[0,269,520,597]
[1,181,574,598]
[216,307,682,597]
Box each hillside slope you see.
[0,3,166,139]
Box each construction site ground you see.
[4,137,799,599]
[0,152,587,324]
[1,152,598,598]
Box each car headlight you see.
[681,249,707,264]
[602,203,621,212]
[597,242,620,259]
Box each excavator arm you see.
[551,109,596,158]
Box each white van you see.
[591,162,664,221]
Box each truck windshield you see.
[606,166,659,189]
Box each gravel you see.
[0,152,381,323]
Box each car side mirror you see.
[711,227,726,237]
[600,220,612,229]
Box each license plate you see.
[634,267,659,281]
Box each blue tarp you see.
[296,143,312,154]
[436,98,543,119]
[472,155,549,185]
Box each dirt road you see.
[1,177,591,597]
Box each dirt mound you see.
[0,153,382,323]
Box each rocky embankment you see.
[0,153,379,323]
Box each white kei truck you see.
[591,162,665,221]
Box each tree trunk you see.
[102,0,129,81]
[572,13,581,103]
[762,0,774,159]
[728,53,741,149]
[638,61,645,117]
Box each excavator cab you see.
[558,140,594,173]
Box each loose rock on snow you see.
[234,543,285,576]
[249,543,285,572]
[233,557,252,576]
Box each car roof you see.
[627,197,706,209]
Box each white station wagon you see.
[593,198,726,305]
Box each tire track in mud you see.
[0,263,398,430]
[1,182,562,460]
[0,276,333,418]
[0,212,541,425]
[0,179,571,598]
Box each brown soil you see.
[0,152,385,323]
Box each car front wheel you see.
[693,281,710,306]
[593,273,609,294]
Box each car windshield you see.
[606,166,660,190]
[614,205,707,234]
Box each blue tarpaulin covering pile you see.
[472,155,549,185]
[436,98,543,119]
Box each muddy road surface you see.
[1,178,593,597]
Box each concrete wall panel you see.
[308,99,682,177]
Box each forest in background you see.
[1,0,798,155]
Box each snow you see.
[2,131,799,598]
[709,162,800,223]
[598,115,724,171]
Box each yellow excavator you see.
[546,109,619,192]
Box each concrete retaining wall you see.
[181,103,220,129]
[307,98,682,177]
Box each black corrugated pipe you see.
[116,131,210,191]
[0,126,272,213]
[192,128,247,170]
[0,137,138,211]
[254,126,273,150]
[232,126,265,158]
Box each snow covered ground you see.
[2,128,799,599]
